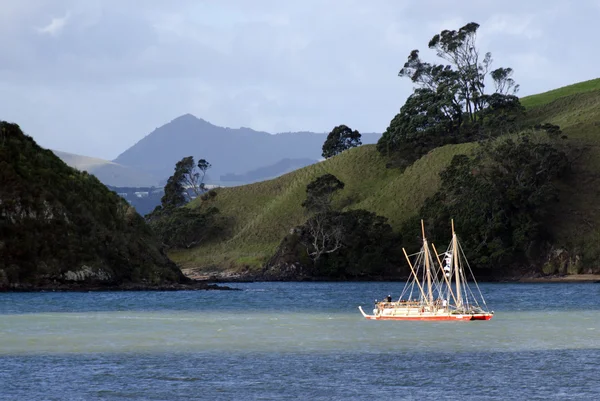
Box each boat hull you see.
[358,306,493,321]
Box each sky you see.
[1,0,598,160]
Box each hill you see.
[170,79,600,279]
[52,150,161,187]
[113,114,381,186]
[0,121,188,290]
[170,142,475,273]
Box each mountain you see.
[113,114,381,186]
[0,121,187,290]
[169,79,600,280]
[52,150,161,187]
[220,157,319,184]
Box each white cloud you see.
[37,12,70,36]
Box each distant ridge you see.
[113,114,381,186]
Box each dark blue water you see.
[1,283,599,400]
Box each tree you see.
[323,209,400,277]
[301,173,345,213]
[158,162,187,212]
[322,125,362,158]
[179,156,212,197]
[149,206,222,249]
[300,174,346,266]
[302,212,344,265]
[377,88,461,165]
[150,156,211,216]
[378,22,525,163]
[146,156,222,249]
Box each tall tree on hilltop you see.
[378,22,525,166]
[180,157,212,197]
[147,156,222,249]
[150,156,211,215]
[322,125,362,159]
[159,162,187,211]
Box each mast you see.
[422,220,433,305]
[402,248,429,305]
[452,219,462,308]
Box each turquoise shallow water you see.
[0,282,599,400]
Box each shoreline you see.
[516,274,600,283]
[0,280,239,292]
[187,270,600,284]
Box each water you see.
[1,282,599,400]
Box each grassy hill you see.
[171,79,600,276]
[520,78,600,109]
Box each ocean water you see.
[0,282,599,400]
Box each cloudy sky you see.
[1,0,598,160]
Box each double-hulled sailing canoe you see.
[358,220,493,321]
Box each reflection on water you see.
[0,282,599,400]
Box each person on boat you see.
[442,299,448,309]
[386,295,392,302]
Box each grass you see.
[170,142,476,270]
[171,78,600,274]
[520,78,600,109]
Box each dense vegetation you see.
[265,174,401,278]
[147,156,226,250]
[0,122,186,289]
[402,127,570,276]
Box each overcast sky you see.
[1,0,598,160]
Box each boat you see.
[358,219,494,321]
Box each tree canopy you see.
[377,22,525,168]
[322,125,362,159]
[151,156,212,215]
[301,173,345,213]
[146,156,224,250]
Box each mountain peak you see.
[172,113,202,123]
[166,114,218,130]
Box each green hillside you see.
[171,79,600,276]
[520,78,600,109]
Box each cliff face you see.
[0,121,186,290]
